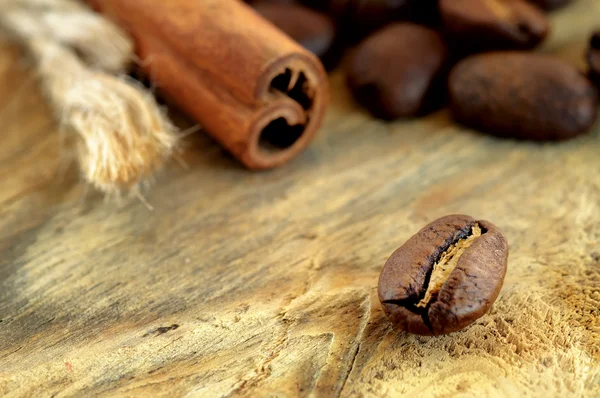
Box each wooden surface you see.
[1,2,600,397]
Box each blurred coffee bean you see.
[525,0,573,10]
[449,52,599,141]
[328,0,436,43]
[252,2,337,66]
[298,0,329,10]
[346,23,449,120]
[440,0,549,53]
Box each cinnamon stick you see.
[87,0,328,169]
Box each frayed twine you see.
[0,0,182,200]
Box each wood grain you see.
[1,2,600,396]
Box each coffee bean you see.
[346,23,448,120]
[378,215,508,336]
[525,0,573,11]
[299,0,330,11]
[252,2,336,63]
[440,0,549,52]
[326,0,428,43]
[449,52,599,141]
[588,30,600,87]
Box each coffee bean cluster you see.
[248,0,600,141]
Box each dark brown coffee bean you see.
[299,0,330,11]
[440,0,549,52]
[252,2,336,62]
[525,0,573,11]
[378,215,508,336]
[449,52,599,141]
[327,0,430,43]
[346,23,448,120]
[588,30,600,87]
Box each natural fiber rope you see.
[0,0,180,198]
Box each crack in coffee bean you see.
[416,223,482,308]
[378,215,508,336]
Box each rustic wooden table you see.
[1,2,599,397]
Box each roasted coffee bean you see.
[327,0,426,43]
[449,52,599,141]
[440,0,549,52]
[346,23,448,120]
[378,215,508,336]
[252,2,336,62]
[299,0,329,11]
[525,0,573,10]
[588,30,600,87]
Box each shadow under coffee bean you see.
[378,215,508,336]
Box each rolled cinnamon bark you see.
[88,0,328,169]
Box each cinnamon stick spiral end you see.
[244,54,328,169]
[89,0,329,170]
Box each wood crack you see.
[337,342,360,398]
[224,315,292,397]
[336,293,371,397]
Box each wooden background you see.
[1,2,599,396]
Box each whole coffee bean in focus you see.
[346,23,448,120]
[378,215,508,336]
[449,52,599,141]
[440,0,549,53]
